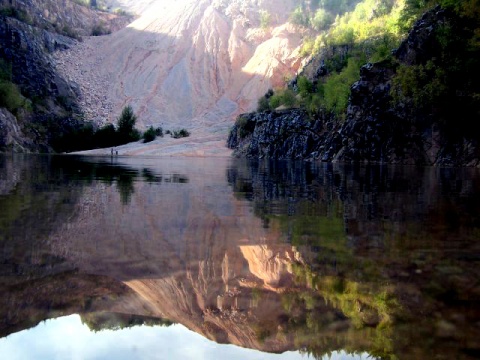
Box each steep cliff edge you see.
[228,6,480,166]
[0,0,129,152]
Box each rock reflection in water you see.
[0,155,479,359]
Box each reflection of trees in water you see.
[81,312,173,333]
[227,159,480,359]
[0,154,190,262]
[116,171,136,205]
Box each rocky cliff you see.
[228,6,480,166]
[0,0,129,152]
[227,109,341,160]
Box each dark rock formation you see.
[337,58,441,165]
[0,17,77,104]
[228,7,480,166]
[0,108,31,151]
[227,109,341,160]
[0,15,82,151]
[0,0,131,152]
[0,0,130,37]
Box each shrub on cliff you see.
[323,58,362,118]
[0,60,29,113]
[269,89,297,109]
[257,96,270,112]
[235,116,251,139]
[0,81,24,112]
[391,2,480,138]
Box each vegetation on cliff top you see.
[252,0,480,130]
[255,0,406,120]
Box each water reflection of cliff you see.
[1,155,480,359]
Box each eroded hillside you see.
[54,0,307,155]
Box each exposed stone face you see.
[338,61,417,164]
[0,15,85,152]
[0,0,130,36]
[394,6,447,66]
[228,109,341,160]
[229,7,480,166]
[0,0,133,152]
[0,17,75,101]
[0,108,31,151]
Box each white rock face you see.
[56,0,305,155]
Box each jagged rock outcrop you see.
[0,14,83,151]
[0,108,30,150]
[0,0,130,37]
[227,109,341,160]
[336,60,420,163]
[0,17,77,103]
[339,6,480,166]
[228,6,480,166]
[0,0,131,152]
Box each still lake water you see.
[0,154,479,359]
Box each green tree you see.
[143,126,157,143]
[324,58,361,117]
[297,76,313,98]
[312,8,334,30]
[117,105,140,143]
[257,96,270,112]
[260,10,271,29]
[289,6,309,27]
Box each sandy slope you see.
[55,0,305,156]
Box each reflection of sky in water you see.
[0,315,374,360]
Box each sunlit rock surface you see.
[55,0,304,155]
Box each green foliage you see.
[391,2,480,136]
[300,37,315,57]
[0,60,28,113]
[94,123,117,147]
[319,0,360,14]
[0,59,12,82]
[171,128,190,138]
[368,34,399,62]
[0,81,25,112]
[52,106,143,152]
[311,8,334,30]
[391,61,446,107]
[257,96,271,112]
[0,7,32,24]
[297,76,313,97]
[81,313,173,333]
[290,6,310,27]
[269,89,298,109]
[260,10,271,29]
[261,0,408,121]
[117,105,140,142]
[236,116,254,139]
[329,26,355,46]
[143,126,157,143]
[323,58,362,117]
